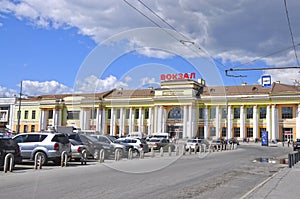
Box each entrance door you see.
[283,128,293,141]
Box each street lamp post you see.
[16,81,22,134]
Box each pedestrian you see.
[288,139,290,147]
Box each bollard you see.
[4,153,14,173]
[288,154,292,168]
[182,145,186,155]
[175,145,179,156]
[199,145,202,154]
[61,151,68,167]
[195,145,199,155]
[150,147,155,158]
[81,149,87,165]
[160,147,164,157]
[99,149,105,163]
[188,146,192,155]
[140,149,144,159]
[34,152,43,170]
[168,146,172,156]
[128,148,133,160]
[202,144,206,153]
[115,149,121,161]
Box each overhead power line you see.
[284,0,300,66]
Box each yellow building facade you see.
[13,79,300,141]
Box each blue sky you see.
[0,0,299,97]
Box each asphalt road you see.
[0,144,292,199]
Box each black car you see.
[0,138,22,166]
[68,134,113,159]
[293,139,300,151]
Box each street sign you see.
[261,131,268,146]
[261,75,272,88]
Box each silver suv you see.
[13,132,71,165]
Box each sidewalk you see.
[243,160,300,199]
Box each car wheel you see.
[94,149,100,160]
[35,152,47,165]
[132,149,140,158]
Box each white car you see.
[186,139,209,152]
[117,137,149,157]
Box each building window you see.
[32,110,36,119]
[24,110,29,119]
[234,108,240,119]
[234,128,240,137]
[48,110,53,119]
[135,109,139,119]
[144,108,149,119]
[246,128,253,137]
[125,109,130,119]
[90,109,97,119]
[31,125,35,132]
[210,127,216,137]
[282,107,293,119]
[259,107,266,119]
[199,108,204,119]
[246,108,253,119]
[210,108,216,119]
[125,126,129,135]
[221,127,227,137]
[107,109,111,119]
[24,125,28,133]
[134,126,138,131]
[168,107,183,119]
[67,111,80,120]
[221,108,227,119]
[116,109,121,119]
[107,125,110,135]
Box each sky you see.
[0,0,299,97]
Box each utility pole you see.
[16,81,22,134]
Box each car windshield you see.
[107,136,117,142]
[149,139,161,142]
[86,135,99,142]
[187,139,198,143]
[52,134,69,144]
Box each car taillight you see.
[54,143,59,151]
[154,143,158,147]
[196,143,199,146]
[15,146,20,154]
[140,144,143,148]
[77,146,82,153]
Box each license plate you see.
[5,150,15,153]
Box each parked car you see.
[147,138,175,151]
[117,137,149,157]
[293,139,300,151]
[68,133,113,159]
[185,139,209,152]
[91,135,133,157]
[13,132,71,165]
[69,139,87,161]
[210,139,223,150]
[228,138,240,145]
[0,138,22,167]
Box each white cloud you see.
[75,75,129,93]
[0,86,18,97]
[262,69,300,85]
[1,0,300,85]
[22,80,71,96]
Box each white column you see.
[271,105,279,140]
[191,105,197,138]
[129,108,133,132]
[240,105,245,139]
[138,108,143,133]
[216,105,220,138]
[188,105,193,138]
[80,109,89,130]
[297,105,300,139]
[120,108,124,137]
[9,104,15,131]
[157,106,163,133]
[266,105,271,137]
[204,106,208,139]
[96,108,101,132]
[53,109,57,127]
[162,107,166,133]
[153,106,158,133]
[39,109,47,131]
[253,105,258,139]
[148,107,153,135]
[101,108,106,134]
[110,108,115,136]
[227,105,232,139]
[182,105,188,138]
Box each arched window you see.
[168,107,183,119]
